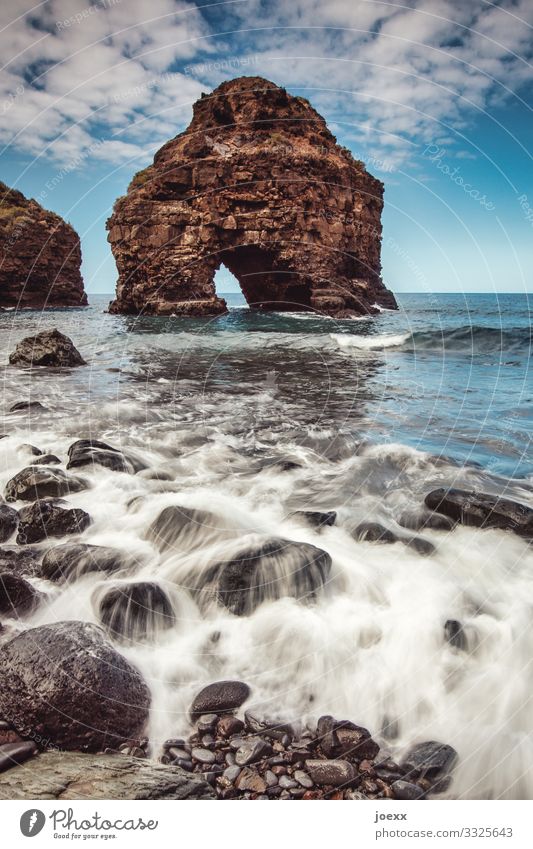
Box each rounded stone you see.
[0,621,151,751]
[190,680,251,718]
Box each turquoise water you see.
[2,292,530,478]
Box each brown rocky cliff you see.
[107,76,396,318]
[0,182,87,308]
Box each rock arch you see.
[107,77,397,318]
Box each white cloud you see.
[0,0,531,172]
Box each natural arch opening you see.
[217,245,313,312]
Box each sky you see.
[1,0,532,297]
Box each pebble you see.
[306,759,356,787]
[235,767,267,793]
[167,747,190,760]
[294,769,313,788]
[197,714,219,733]
[191,747,215,765]
[278,775,298,789]
[265,770,278,787]
[174,757,194,772]
[223,765,241,783]
[217,715,244,737]
[235,738,272,766]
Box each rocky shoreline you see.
[2,330,533,800]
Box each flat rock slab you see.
[0,751,216,799]
[425,488,533,537]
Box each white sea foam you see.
[330,331,411,350]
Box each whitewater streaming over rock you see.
[1,292,532,799]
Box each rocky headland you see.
[0,182,87,309]
[107,76,397,318]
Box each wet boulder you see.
[31,454,61,466]
[399,509,456,532]
[400,741,458,781]
[425,488,533,537]
[147,505,232,554]
[404,536,436,557]
[67,439,146,474]
[16,500,91,544]
[0,505,18,542]
[196,537,332,615]
[5,466,88,502]
[0,548,40,576]
[8,329,86,367]
[190,681,251,718]
[354,522,398,544]
[40,543,129,583]
[0,572,40,616]
[94,581,175,642]
[0,621,151,751]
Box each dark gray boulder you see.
[392,779,425,799]
[8,329,86,367]
[0,505,18,542]
[147,505,230,553]
[317,715,379,760]
[31,454,61,466]
[0,572,39,616]
[444,619,467,650]
[196,537,332,615]
[425,488,533,537]
[354,522,398,543]
[0,548,40,576]
[400,741,458,781]
[40,543,129,582]
[190,681,251,718]
[9,401,45,413]
[0,741,38,774]
[5,466,88,502]
[399,509,456,532]
[95,581,175,642]
[67,439,145,474]
[0,750,216,799]
[17,500,91,544]
[0,621,151,751]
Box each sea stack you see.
[107,76,396,318]
[0,181,87,308]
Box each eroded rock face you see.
[0,182,87,308]
[107,76,396,318]
[0,621,151,751]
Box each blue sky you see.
[1,0,532,296]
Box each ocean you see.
[1,292,532,798]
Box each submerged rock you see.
[0,572,39,616]
[444,619,467,651]
[31,454,61,466]
[190,681,251,718]
[197,537,332,615]
[67,439,145,474]
[107,76,396,318]
[40,543,128,582]
[148,505,230,553]
[0,505,18,542]
[0,751,215,799]
[9,400,45,413]
[0,621,150,751]
[9,329,86,367]
[5,466,88,502]
[354,522,398,543]
[425,488,533,537]
[400,741,458,781]
[16,500,91,544]
[95,581,175,642]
